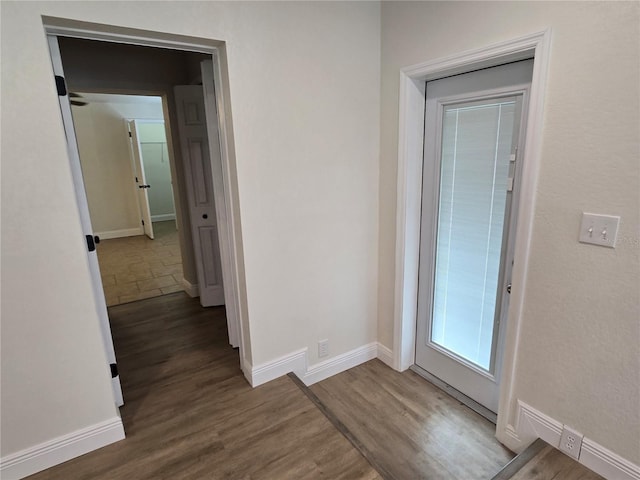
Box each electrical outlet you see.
[318,339,329,358]
[559,425,583,460]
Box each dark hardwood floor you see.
[27,292,537,479]
[27,293,380,479]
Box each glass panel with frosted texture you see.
[430,99,516,371]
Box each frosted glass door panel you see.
[431,99,516,370]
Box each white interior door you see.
[128,119,154,239]
[201,59,240,347]
[47,35,124,407]
[414,60,533,415]
[174,85,225,307]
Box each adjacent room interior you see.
[71,93,185,305]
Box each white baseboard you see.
[95,227,143,240]
[0,417,125,480]
[248,349,307,387]
[376,343,394,368]
[247,342,383,388]
[181,278,199,298]
[504,401,640,480]
[301,342,378,386]
[151,214,176,222]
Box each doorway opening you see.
[46,21,246,412]
[391,31,550,445]
[70,93,185,306]
[413,60,533,422]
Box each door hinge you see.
[86,234,96,252]
[85,235,100,252]
[128,131,132,138]
[110,363,119,378]
[55,75,67,96]
[141,219,145,226]
[507,178,514,192]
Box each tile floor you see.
[98,221,184,306]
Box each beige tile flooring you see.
[98,221,184,306]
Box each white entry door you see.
[414,60,533,415]
[174,85,225,307]
[128,119,154,239]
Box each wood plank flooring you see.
[309,360,514,479]
[27,293,380,480]
[492,439,604,480]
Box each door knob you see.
[506,283,512,294]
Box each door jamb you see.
[392,30,551,449]
[43,17,248,376]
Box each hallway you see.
[25,293,514,479]
[27,293,379,479]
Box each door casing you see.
[392,30,551,451]
[44,17,247,404]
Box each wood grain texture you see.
[26,291,596,480]
[492,438,548,480]
[505,443,605,480]
[288,373,395,480]
[26,293,380,480]
[309,360,515,480]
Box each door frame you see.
[43,17,247,383]
[392,30,551,447]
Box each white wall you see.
[379,1,639,464]
[0,0,380,463]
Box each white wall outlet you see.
[579,212,620,248]
[318,339,329,358]
[559,425,583,460]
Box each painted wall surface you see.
[379,1,639,463]
[136,122,175,219]
[0,0,380,459]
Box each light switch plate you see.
[579,213,620,248]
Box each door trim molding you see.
[392,29,551,438]
[43,17,248,378]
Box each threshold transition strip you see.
[287,373,394,480]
